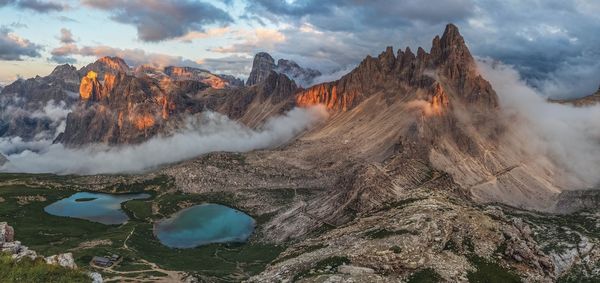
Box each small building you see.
[92,256,112,267]
[110,254,120,261]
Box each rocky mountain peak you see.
[97,56,129,72]
[296,24,497,113]
[49,64,77,78]
[435,23,475,68]
[79,56,130,80]
[246,52,276,86]
[79,71,102,101]
[247,52,321,87]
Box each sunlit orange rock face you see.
[429,83,450,116]
[296,84,362,111]
[98,57,129,73]
[79,71,100,100]
[102,73,117,98]
[133,114,155,130]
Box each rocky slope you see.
[246,52,321,86]
[294,24,564,211]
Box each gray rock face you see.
[45,253,77,269]
[275,59,321,86]
[0,222,78,268]
[246,52,322,87]
[0,64,80,142]
[89,272,103,283]
[0,222,15,243]
[246,52,276,86]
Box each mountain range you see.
[1,24,600,282]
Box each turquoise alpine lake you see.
[44,192,150,225]
[154,204,256,249]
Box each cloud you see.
[246,0,474,31]
[176,27,231,43]
[211,28,286,54]
[0,105,329,174]
[58,28,74,44]
[1,99,72,141]
[0,27,42,60]
[16,0,66,12]
[196,55,253,78]
[49,29,200,68]
[82,0,233,42]
[478,59,600,187]
[77,45,201,68]
[0,0,66,12]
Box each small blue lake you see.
[154,204,255,249]
[44,192,150,225]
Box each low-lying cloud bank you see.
[478,59,600,188]
[0,105,328,175]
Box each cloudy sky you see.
[0,0,599,97]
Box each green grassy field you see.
[0,173,284,282]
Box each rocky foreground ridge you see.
[1,222,101,282]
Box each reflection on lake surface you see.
[44,192,150,225]
[154,204,255,249]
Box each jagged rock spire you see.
[296,23,498,112]
[246,52,276,86]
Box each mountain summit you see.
[246,52,321,86]
[296,24,497,114]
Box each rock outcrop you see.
[246,52,321,86]
[45,253,77,269]
[0,222,14,243]
[1,222,77,269]
[246,52,277,86]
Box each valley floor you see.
[1,151,600,283]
